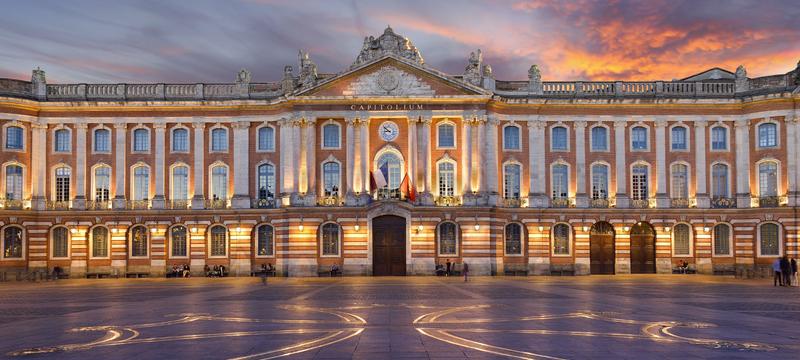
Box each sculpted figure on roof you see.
[352,26,424,68]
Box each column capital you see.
[231,120,251,130]
[734,119,750,128]
[153,122,167,130]
[113,122,127,130]
[192,122,206,130]
[419,116,433,125]
[613,120,627,129]
[654,119,668,128]
[74,122,89,130]
[573,120,588,129]
[486,115,500,126]
[526,120,545,130]
[345,117,357,126]
[693,119,709,128]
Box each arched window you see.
[257,127,275,151]
[133,128,149,152]
[209,225,227,257]
[171,165,189,201]
[713,224,731,256]
[671,126,687,150]
[711,126,727,150]
[94,128,110,152]
[503,125,520,150]
[51,226,69,258]
[94,166,110,202]
[711,163,729,199]
[438,222,457,256]
[54,128,71,152]
[591,163,609,200]
[211,165,227,200]
[172,128,189,152]
[552,223,570,255]
[2,226,23,258]
[505,223,522,255]
[503,163,521,200]
[211,128,228,152]
[170,226,188,257]
[256,224,274,256]
[130,225,148,257]
[257,164,276,201]
[551,164,569,200]
[632,164,648,200]
[55,167,71,202]
[437,123,455,148]
[551,126,568,151]
[90,226,109,258]
[437,162,455,197]
[133,166,149,201]
[758,223,780,257]
[671,164,689,200]
[591,126,608,151]
[672,223,691,256]
[5,126,23,150]
[377,152,403,189]
[322,162,340,197]
[758,123,777,148]
[320,223,340,256]
[5,165,23,200]
[631,126,648,150]
[322,123,340,148]
[758,161,778,197]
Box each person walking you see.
[260,263,268,285]
[463,262,469,282]
[445,259,452,277]
[780,256,792,287]
[773,258,783,286]
[791,258,798,287]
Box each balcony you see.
[376,188,403,201]
[318,195,342,206]
[46,200,71,210]
[86,200,110,210]
[590,198,610,208]
[670,198,690,208]
[630,199,650,209]
[127,200,151,210]
[502,197,522,208]
[711,197,737,208]
[251,197,277,209]
[0,198,25,210]
[205,198,229,209]
[550,197,573,208]
[167,200,190,209]
[435,196,460,207]
[755,195,787,208]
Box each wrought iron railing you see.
[630,199,650,209]
[204,199,229,209]
[86,200,110,210]
[251,198,277,209]
[167,200,190,209]
[756,195,786,208]
[0,199,24,209]
[550,197,571,208]
[127,200,150,210]
[435,196,460,207]
[46,200,71,210]
[711,197,737,208]
[318,196,342,206]
[590,198,609,208]
[376,188,403,201]
[670,198,690,208]
[502,197,522,207]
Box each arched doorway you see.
[590,222,615,274]
[372,215,406,276]
[629,222,656,274]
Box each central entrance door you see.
[372,215,406,276]
[590,222,615,274]
[629,222,656,274]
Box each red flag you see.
[369,171,377,193]
[401,174,416,202]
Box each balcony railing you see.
[435,196,460,207]
[86,200,110,210]
[318,195,342,206]
[251,197,277,209]
[46,200,71,210]
[127,200,151,210]
[0,198,24,209]
[205,198,229,209]
[711,197,737,208]
[167,199,190,209]
[550,197,572,208]
[376,188,403,201]
[630,199,650,209]
[755,195,787,208]
[590,198,610,208]
[670,198,690,208]
[502,197,522,208]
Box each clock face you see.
[379,121,399,142]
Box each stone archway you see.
[590,222,615,275]
[630,222,656,274]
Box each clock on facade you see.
[379,121,399,142]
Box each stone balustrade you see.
[39,82,283,101]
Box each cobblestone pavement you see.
[0,275,798,359]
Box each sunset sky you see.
[1,0,798,83]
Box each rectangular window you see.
[172,129,188,152]
[6,127,23,150]
[503,126,520,150]
[551,127,568,151]
[551,165,568,199]
[671,127,687,150]
[632,166,648,200]
[591,127,607,151]
[591,165,608,200]
[438,162,455,197]
[504,164,521,199]
[55,169,70,202]
[711,127,727,150]
[323,124,340,148]
[94,129,110,152]
[713,225,730,256]
[758,163,778,197]
[631,127,648,150]
[258,127,275,151]
[438,125,454,148]
[94,167,110,202]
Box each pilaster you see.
[484,115,500,205]
[305,118,317,205]
[574,120,588,208]
[527,119,547,207]
[734,119,751,207]
[359,117,371,203]
[654,119,669,208]
[419,115,434,205]
[461,114,475,205]
[613,120,629,208]
[72,122,88,210]
[191,122,206,209]
[30,122,47,210]
[231,120,251,208]
[151,122,167,209]
[345,117,357,205]
[112,122,127,210]
[786,116,799,206]
[694,120,709,208]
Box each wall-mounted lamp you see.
[538,225,544,232]
[235,226,241,233]
[582,226,589,232]
[191,227,198,233]
[70,228,78,234]
[474,223,480,231]
[416,225,423,234]
[354,224,361,232]
[703,226,710,233]
[663,226,670,232]
[150,227,157,233]
[623,226,630,232]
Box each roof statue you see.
[528,64,543,94]
[236,68,252,84]
[735,65,749,92]
[298,50,318,89]
[352,25,424,68]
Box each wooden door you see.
[630,223,656,274]
[372,215,406,276]
[590,222,615,274]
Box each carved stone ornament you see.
[352,26,424,68]
[236,68,252,84]
[343,66,435,96]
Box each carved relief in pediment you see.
[342,66,435,96]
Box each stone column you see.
[475,117,486,198]
[528,119,547,207]
[30,123,47,210]
[694,120,709,208]
[112,122,127,210]
[151,122,167,209]
[231,120,251,209]
[305,118,317,204]
[786,116,799,206]
[191,122,206,209]
[461,116,474,204]
[734,119,751,208]
[359,118,371,204]
[407,116,417,200]
[654,119,668,208]
[291,119,302,204]
[574,120,588,208]
[345,117,356,205]
[484,115,500,205]
[278,118,293,204]
[614,120,629,208]
[419,116,434,205]
[73,122,88,210]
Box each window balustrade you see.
[710,197,737,208]
[86,200,110,210]
[550,197,573,208]
[205,198,229,209]
[0,198,25,210]
[376,188,403,201]
[754,195,787,208]
[46,200,71,210]
[318,195,343,207]
[502,197,522,208]
[167,199,190,209]
[127,199,151,210]
[670,198,690,208]
[435,195,460,207]
[630,199,650,209]
[251,197,277,209]
[590,198,610,208]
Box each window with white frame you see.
[55,167,70,202]
[757,123,777,148]
[551,164,568,200]
[758,161,778,197]
[211,165,227,200]
[257,127,275,151]
[94,128,110,152]
[631,126,648,150]
[671,163,689,199]
[256,224,274,256]
[322,123,340,148]
[591,163,608,200]
[711,163,729,199]
[172,128,189,152]
[257,164,276,200]
[5,126,23,150]
[671,126,687,150]
[759,223,780,256]
[551,126,568,151]
[171,165,189,201]
[211,128,228,152]
[503,163,521,200]
[170,226,187,257]
[320,223,340,256]
[437,123,455,148]
[673,223,691,256]
[130,225,148,257]
[632,164,648,200]
[51,226,69,258]
[54,129,70,152]
[503,125,520,150]
[713,224,731,256]
[437,162,455,197]
[133,166,149,201]
[209,225,227,256]
[91,227,108,258]
[711,126,727,150]
[2,226,23,258]
[94,166,110,202]
[505,223,522,255]
[133,128,149,152]
[5,165,22,200]
[591,126,608,151]
[322,162,340,197]
[438,222,457,255]
[552,223,570,255]
[377,152,403,189]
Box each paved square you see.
[0,276,798,359]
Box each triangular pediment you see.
[295,55,490,97]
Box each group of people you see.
[773,256,798,287]
[435,259,470,282]
[204,264,228,277]
[167,264,190,278]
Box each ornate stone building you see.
[1,27,799,277]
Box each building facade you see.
[1,27,799,277]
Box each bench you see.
[550,266,575,276]
[318,268,342,277]
[251,270,277,277]
[504,270,528,276]
[713,269,736,276]
[86,272,112,279]
[126,272,149,278]
[672,265,697,274]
